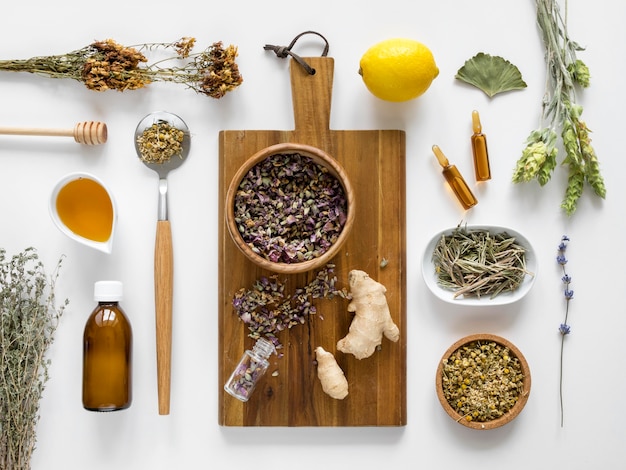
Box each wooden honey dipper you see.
[0,121,107,145]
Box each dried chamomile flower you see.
[441,340,524,422]
[136,120,185,164]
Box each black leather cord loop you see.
[264,31,330,75]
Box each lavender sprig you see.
[556,235,573,427]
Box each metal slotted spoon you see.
[134,111,191,415]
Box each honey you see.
[56,178,113,242]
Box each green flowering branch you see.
[512,0,606,216]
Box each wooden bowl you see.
[225,142,355,274]
[435,333,531,430]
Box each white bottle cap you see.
[94,280,123,302]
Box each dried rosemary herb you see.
[441,340,524,422]
[136,120,185,164]
[0,248,68,470]
[431,227,531,299]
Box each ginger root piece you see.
[315,346,349,400]
[337,270,400,359]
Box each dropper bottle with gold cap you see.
[432,145,478,210]
[471,110,491,181]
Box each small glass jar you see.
[224,337,275,402]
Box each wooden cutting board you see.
[218,56,406,426]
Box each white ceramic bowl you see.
[421,225,537,306]
[49,172,117,254]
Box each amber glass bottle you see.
[432,145,478,210]
[471,110,491,181]
[83,281,132,411]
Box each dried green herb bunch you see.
[0,248,68,470]
[441,340,525,422]
[0,37,243,99]
[512,0,605,215]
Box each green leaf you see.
[455,53,527,98]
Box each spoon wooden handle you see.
[155,220,173,415]
[0,121,107,145]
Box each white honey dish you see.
[49,172,117,254]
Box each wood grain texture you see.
[155,219,173,415]
[218,57,406,426]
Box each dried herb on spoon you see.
[136,120,185,164]
[431,227,531,299]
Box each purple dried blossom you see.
[556,234,573,427]
[233,152,348,264]
[232,264,349,352]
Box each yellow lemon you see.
[359,38,439,102]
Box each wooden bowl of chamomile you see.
[435,333,531,430]
[225,142,355,274]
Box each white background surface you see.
[1,0,624,468]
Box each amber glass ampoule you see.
[471,110,491,181]
[432,145,478,210]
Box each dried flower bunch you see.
[232,265,349,351]
[0,37,243,99]
[431,227,530,299]
[512,0,605,215]
[233,152,348,264]
[0,248,67,470]
[556,235,573,427]
[136,120,185,164]
[441,339,525,423]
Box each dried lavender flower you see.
[0,248,68,470]
[0,38,243,99]
[234,153,348,264]
[232,264,349,352]
[557,235,573,427]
